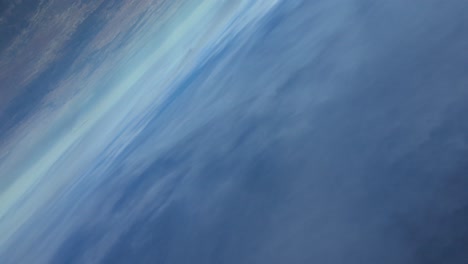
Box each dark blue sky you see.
[1,1,468,263]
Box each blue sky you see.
[0,0,281,261]
[1,0,468,263]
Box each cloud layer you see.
[1,0,468,263]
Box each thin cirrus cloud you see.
[1,0,468,263]
[0,0,279,262]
